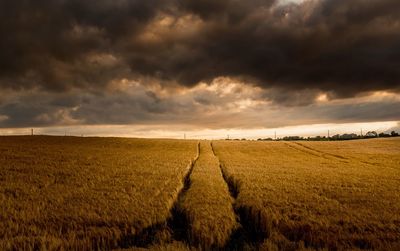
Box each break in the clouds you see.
[0,0,399,130]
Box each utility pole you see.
[227,134,230,140]
[328,130,330,139]
[360,128,363,137]
[184,133,186,140]
[31,128,34,136]
[274,131,277,140]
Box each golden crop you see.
[213,138,400,250]
[0,136,198,250]
[1,136,399,251]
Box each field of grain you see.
[213,138,400,250]
[0,136,198,250]
[1,136,399,251]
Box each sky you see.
[0,0,399,138]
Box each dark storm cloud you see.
[1,0,400,96]
[0,0,162,90]
[178,0,276,21]
[131,0,400,96]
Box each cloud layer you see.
[2,0,400,93]
[0,0,399,128]
[1,79,399,128]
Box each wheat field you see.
[213,138,400,250]
[0,136,399,250]
[0,136,198,250]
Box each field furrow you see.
[299,138,400,169]
[212,143,268,250]
[120,142,201,249]
[285,142,349,163]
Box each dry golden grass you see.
[2,136,399,251]
[296,137,400,167]
[116,241,192,251]
[0,136,198,250]
[213,138,400,250]
[178,141,238,249]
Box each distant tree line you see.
[254,130,400,141]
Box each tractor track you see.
[119,142,200,249]
[211,142,269,250]
[285,142,349,163]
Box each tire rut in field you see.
[210,142,267,250]
[285,142,349,163]
[291,142,398,170]
[293,142,348,161]
[119,142,200,249]
[167,142,200,243]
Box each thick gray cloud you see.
[0,0,400,129]
[0,0,161,90]
[1,0,399,95]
